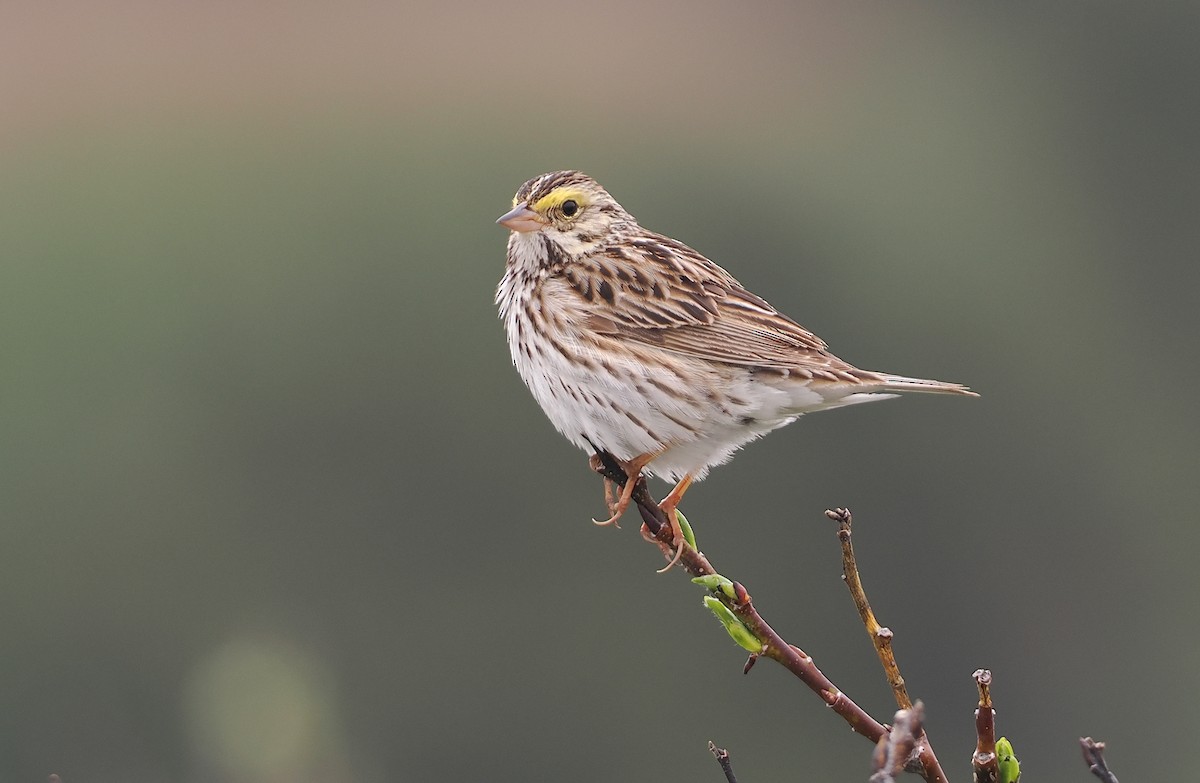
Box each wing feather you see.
[560,231,862,376]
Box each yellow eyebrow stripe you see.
[532,188,588,214]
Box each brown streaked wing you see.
[562,231,860,374]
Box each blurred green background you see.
[3,2,1197,781]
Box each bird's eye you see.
[561,199,578,217]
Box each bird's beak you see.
[496,202,547,233]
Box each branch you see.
[824,508,948,783]
[709,741,739,783]
[1080,737,1119,783]
[589,454,948,782]
[972,670,997,783]
[826,508,910,710]
[871,702,925,783]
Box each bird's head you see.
[497,171,634,264]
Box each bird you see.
[496,171,975,568]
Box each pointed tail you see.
[876,373,978,397]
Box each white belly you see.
[502,287,818,482]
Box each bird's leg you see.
[588,453,616,516]
[652,475,694,573]
[592,451,659,528]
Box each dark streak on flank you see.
[546,332,597,371]
[597,280,615,304]
[661,410,700,434]
[620,409,660,443]
[646,376,685,400]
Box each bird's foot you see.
[591,453,656,528]
[654,502,687,573]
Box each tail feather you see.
[875,373,978,397]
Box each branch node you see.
[788,643,812,664]
[972,669,998,783]
[870,702,925,783]
[825,507,852,526]
[973,668,993,707]
[1080,737,1119,783]
[708,741,739,783]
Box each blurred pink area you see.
[1,1,876,142]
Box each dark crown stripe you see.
[515,170,593,204]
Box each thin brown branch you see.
[590,454,949,783]
[826,507,911,710]
[1080,737,1119,783]
[823,507,948,783]
[871,702,925,783]
[708,741,739,783]
[971,669,998,783]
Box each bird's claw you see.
[592,514,622,528]
[650,506,688,573]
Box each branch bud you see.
[702,596,764,653]
[997,737,1021,783]
[691,573,737,599]
[674,509,697,549]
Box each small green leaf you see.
[703,596,763,653]
[675,509,696,550]
[996,737,1020,783]
[691,573,737,599]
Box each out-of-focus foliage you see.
[2,2,1197,781]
